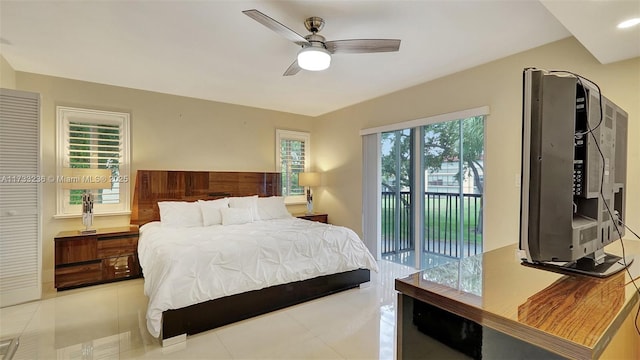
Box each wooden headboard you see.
[130,170,281,225]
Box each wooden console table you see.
[395,242,640,359]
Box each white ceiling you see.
[1,1,638,117]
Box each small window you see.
[276,129,310,204]
[56,106,131,217]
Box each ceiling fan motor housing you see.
[304,33,327,49]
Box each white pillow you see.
[257,196,291,220]
[198,198,229,226]
[220,207,253,225]
[158,201,203,227]
[228,195,259,221]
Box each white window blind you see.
[276,130,309,204]
[67,121,121,205]
[56,107,130,217]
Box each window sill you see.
[284,199,306,206]
[53,210,131,219]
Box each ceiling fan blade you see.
[325,39,401,54]
[242,9,309,46]
[283,60,302,76]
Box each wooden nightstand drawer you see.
[296,213,328,224]
[97,237,138,258]
[55,262,102,289]
[55,237,97,265]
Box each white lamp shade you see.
[297,47,331,71]
[298,172,320,187]
[61,168,112,190]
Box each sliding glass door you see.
[380,129,414,265]
[376,116,484,269]
[422,116,484,268]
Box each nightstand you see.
[296,213,328,224]
[54,225,141,290]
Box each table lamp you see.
[62,168,112,234]
[298,172,320,214]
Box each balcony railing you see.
[381,191,483,258]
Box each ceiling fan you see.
[242,9,401,76]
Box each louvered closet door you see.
[0,88,41,307]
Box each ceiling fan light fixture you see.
[297,47,331,71]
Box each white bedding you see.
[138,218,378,338]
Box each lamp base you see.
[80,229,97,235]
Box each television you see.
[519,68,632,277]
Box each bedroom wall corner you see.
[0,54,16,89]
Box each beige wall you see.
[14,73,313,286]
[314,37,640,252]
[0,54,16,89]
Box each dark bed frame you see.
[131,170,371,345]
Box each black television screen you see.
[519,68,632,277]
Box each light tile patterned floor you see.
[1,260,415,359]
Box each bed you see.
[131,170,378,345]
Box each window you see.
[361,106,489,268]
[56,107,131,217]
[276,129,309,204]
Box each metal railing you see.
[381,191,483,258]
[381,191,412,255]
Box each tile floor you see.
[0,260,416,359]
